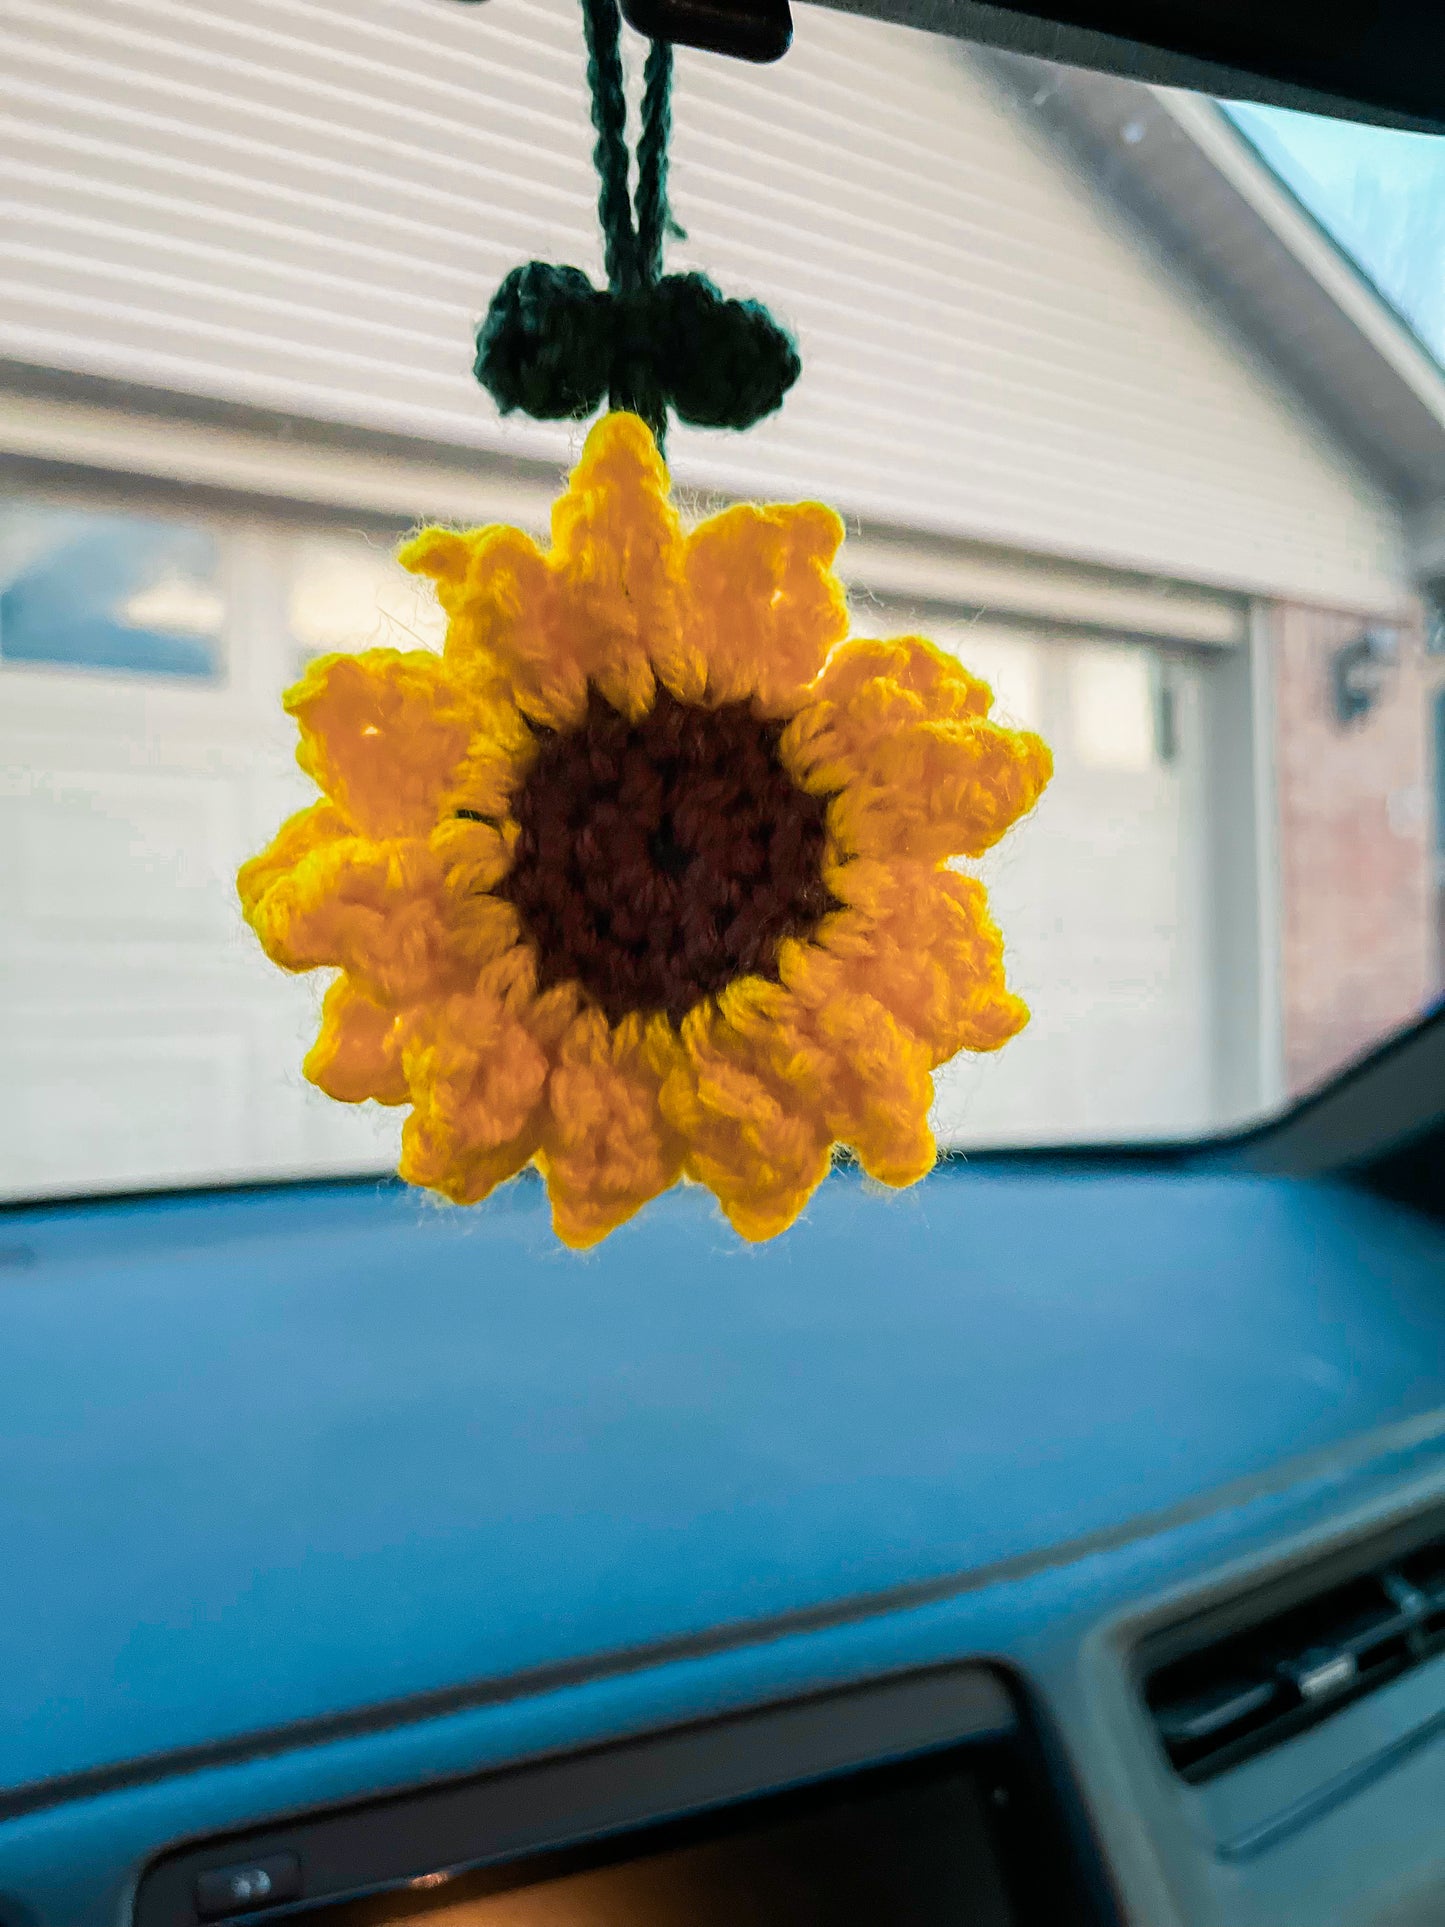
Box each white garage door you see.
[930,620,1213,1146]
[0,486,1219,1199]
[0,493,430,1197]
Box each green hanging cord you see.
[473,0,801,441]
[579,0,639,298]
[580,0,669,435]
[623,34,676,442]
[635,38,675,288]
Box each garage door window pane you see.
[0,503,224,680]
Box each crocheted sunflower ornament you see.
[238,0,1053,1248]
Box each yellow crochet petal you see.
[539,1010,684,1248]
[548,413,683,720]
[236,801,349,925]
[400,417,685,728]
[781,635,989,795]
[718,977,935,1190]
[424,814,532,977]
[399,526,472,588]
[809,992,936,1186]
[304,978,409,1106]
[832,723,1053,864]
[286,648,481,839]
[244,835,454,1004]
[787,859,1029,1065]
[406,1133,539,1209]
[440,746,531,832]
[783,636,1052,863]
[396,954,564,1204]
[884,866,1029,1058]
[658,999,833,1241]
[818,633,994,726]
[411,521,587,729]
[680,501,849,713]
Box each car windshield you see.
[1,0,1442,1203]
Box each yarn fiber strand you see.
[636,38,675,287]
[579,0,637,296]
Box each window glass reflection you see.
[0,502,224,679]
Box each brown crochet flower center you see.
[497,689,836,1025]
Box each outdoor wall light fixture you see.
[1333,625,1399,726]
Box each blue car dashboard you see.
[3,1016,1445,1927]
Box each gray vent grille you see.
[1145,1537,1445,1781]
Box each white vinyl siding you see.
[0,0,1407,608]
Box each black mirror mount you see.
[619,0,792,62]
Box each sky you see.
[1223,101,1445,369]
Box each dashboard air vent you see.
[1144,1533,1445,1781]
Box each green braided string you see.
[474,0,800,441]
[635,38,674,289]
[579,0,637,297]
[624,35,677,441]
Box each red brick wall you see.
[1270,600,1435,1097]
